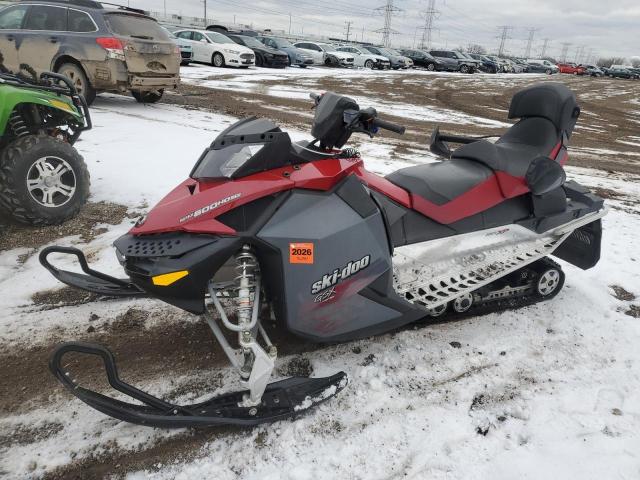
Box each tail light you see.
[174,45,180,56]
[96,37,125,61]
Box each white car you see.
[293,41,354,67]
[336,45,390,69]
[173,29,255,68]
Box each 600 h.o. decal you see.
[179,193,241,223]
[311,255,371,294]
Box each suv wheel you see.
[427,63,435,71]
[57,63,96,105]
[545,69,552,75]
[131,90,164,103]
[212,52,225,67]
[0,134,90,225]
[459,64,470,74]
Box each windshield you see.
[271,37,293,48]
[161,27,177,39]
[384,48,401,56]
[236,35,264,48]
[317,43,335,52]
[105,13,169,40]
[205,31,235,44]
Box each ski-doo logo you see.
[179,193,241,223]
[311,255,371,294]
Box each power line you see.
[539,38,550,58]
[524,27,539,58]
[497,25,513,56]
[344,20,353,41]
[374,0,402,47]
[560,42,571,62]
[418,0,438,50]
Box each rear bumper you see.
[129,74,180,89]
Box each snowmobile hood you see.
[130,156,364,235]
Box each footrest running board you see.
[39,246,144,297]
[50,342,348,428]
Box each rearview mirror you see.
[429,126,452,158]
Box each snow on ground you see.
[1,70,639,479]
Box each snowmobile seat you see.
[385,83,579,224]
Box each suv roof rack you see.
[19,0,103,7]
[19,0,147,14]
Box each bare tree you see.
[597,57,625,68]
[467,43,486,54]
[631,56,640,68]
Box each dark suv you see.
[0,0,180,104]
[400,49,442,71]
[429,50,478,73]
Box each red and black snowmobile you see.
[41,82,606,427]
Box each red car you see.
[557,63,586,75]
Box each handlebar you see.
[374,118,405,135]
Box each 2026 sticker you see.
[289,243,314,264]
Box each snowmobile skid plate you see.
[49,342,348,428]
[39,246,144,297]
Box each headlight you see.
[224,49,241,54]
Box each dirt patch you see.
[610,285,636,302]
[278,356,313,377]
[0,201,133,258]
[172,72,640,174]
[625,305,640,318]
[0,421,63,449]
[31,286,102,310]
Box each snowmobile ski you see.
[49,342,347,428]
[39,246,144,297]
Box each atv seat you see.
[385,83,579,224]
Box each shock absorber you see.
[9,110,29,138]
[234,246,260,328]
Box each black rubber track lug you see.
[50,342,347,428]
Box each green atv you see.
[0,70,92,225]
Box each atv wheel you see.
[364,59,374,69]
[427,63,435,71]
[57,63,96,106]
[0,135,89,225]
[460,64,470,74]
[131,90,164,103]
[536,268,563,297]
[212,52,225,67]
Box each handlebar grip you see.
[309,92,320,101]
[374,118,406,135]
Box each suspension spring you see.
[9,110,29,138]
[234,246,260,328]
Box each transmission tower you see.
[375,0,401,47]
[574,45,585,63]
[344,21,353,41]
[419,0,438,50]
[539,38,550,58]
[524,28,538,58]
[497,26,513,56]
[560,42,571,62]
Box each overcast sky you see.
[130,0,638,60]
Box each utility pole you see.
[559,42,571,62]
[539,38,550,58]
[524,27,538,58]
[344,21,353,42]
[361,25,365,42]
[289,13,292,34]
[419,0,438,50]
[203,0,207,28]
[163,0,166,18]
[497,25,513,56]
[375,0,401,47]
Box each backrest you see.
[508,82,580,138]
